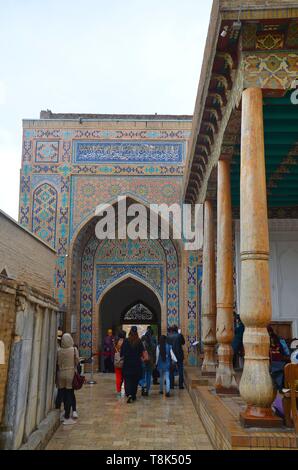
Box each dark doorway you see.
[99,277,161,370]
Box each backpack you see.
[143,337,154,364]
[142,349,149,363]
[114,351,124,368]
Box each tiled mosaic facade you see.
[35,141,59,163]
[186,252,202,366]
[19,118,198,363]
[79,236,179,357]
[70,175,182,239]
[73,141,184,164]
[32,183,57,248]
[96,265,164,301]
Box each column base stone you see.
[240,406,283,428]
[201,370,216,377]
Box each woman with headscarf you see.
[120,326,144,403]
[56,333,79,425]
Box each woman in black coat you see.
[121,326,144,403]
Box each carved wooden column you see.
[201,200,217,375]
[239,87,281,427]
[215,160,238,393]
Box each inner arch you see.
[98,276,161,369]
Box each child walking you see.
[114,331,126,398]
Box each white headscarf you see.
[61,333,74,349]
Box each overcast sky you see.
[0,0,213,220]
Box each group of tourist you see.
[231,316,297,393]
[112,325,185,403]
[54,324,186,425]
[54,320,298,425]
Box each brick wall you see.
[0,211,56,298]
[0,279,17,424]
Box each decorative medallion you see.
[256,32,284,50]
[35,141,59,163]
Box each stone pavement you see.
[46,373,213,450]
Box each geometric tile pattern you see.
[95,239,179,325]
[69,176,183,240]
[197,265,203,356]
[31,174,61,190]
[24,128,191,141]
[72,164,184,176]
[35,141,59,162]
[160,239,180,326]
[96,264,164,301]
[23,140,33,162]
[95,238,165,263]
[80,237,99,352]
[186,252,202,366]
[30,163,184,176]
[32,183,57,248]
[19,124,192,361]
[79,236,179,357]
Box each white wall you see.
[235,219,298,338]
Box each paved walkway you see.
[46,373,213,450]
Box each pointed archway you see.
[98,276,161,370]
[68,195,181,359]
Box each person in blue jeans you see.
[156,335,177,397]
[139,361,152,396]
[139,332,155,396]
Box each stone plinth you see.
[0,282,58,450]
[184,367,296,450]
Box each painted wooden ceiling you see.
[231,91,298,208]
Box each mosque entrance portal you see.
[98,277,162,371]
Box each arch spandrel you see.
[76,234,179,358]
[95,238,166,264]
[68,195,181,358]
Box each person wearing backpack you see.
[156,335,177,397]
[139,332,155,396]
[114,331,126,398]
[167,325,185,389]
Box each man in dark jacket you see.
[231,315,244,369]
[167,325,185,389]
[103,329,115,373]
